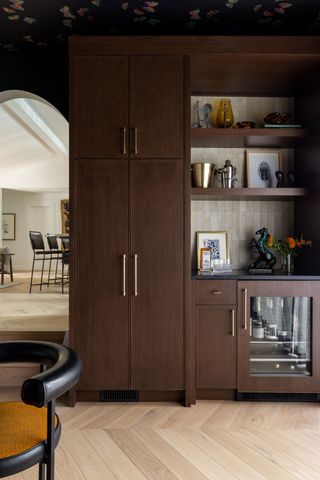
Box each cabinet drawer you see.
[197,280,236,305]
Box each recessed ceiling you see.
[0,0,320,53]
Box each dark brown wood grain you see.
[130,159,184,390]
[130,56,184,158]
[197,305,237,389]
[197,280,237,305]
[237,281,320,393]
[74,159,130,389]
[191,188,307,201]
[73,56,129,158]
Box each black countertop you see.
[192,269,320,280]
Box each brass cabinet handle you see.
[231,309,235,336]
[122,254,126,296]
[212,290,222,295]
[243,288,248,330]
[134,254,138,296]
[121,127,127,155]
[133,127,138,154]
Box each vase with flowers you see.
[266,234,312,274]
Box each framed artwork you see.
[2,213,16,240]
[196,231,229,270]
[60,199,70,234]
[246,150,281,188]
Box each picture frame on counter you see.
[246,149,281,188]
[197,231,229,270]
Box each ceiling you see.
[0,0,320,54]
[0,98,68,192]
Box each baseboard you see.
[75,389,185,403]
[197,389,236,400]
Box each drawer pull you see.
[231,309,235,337]
[212,290,222,295]
[243,288,248,330]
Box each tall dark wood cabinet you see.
[70,39,187,401]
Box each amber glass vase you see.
[216,98,234,128]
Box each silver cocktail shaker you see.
[218,160,237,188]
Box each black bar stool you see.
[29,231,52,293]
[61,237,69,294]
[46,234,63,286]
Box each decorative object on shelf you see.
[2,213,16,241]
[248,227,276,274]
[246,150,280,188]
[287,171,295,187]
[267,233,312,274]
[217,159,237,188]
[234,121,255,129]
[203,103,213,128]
[263,112,292,125]
[216,98,234,128]
[199,247,211,271]
[196,231,229,270]
[275,170,285,188]
[191,162,216,188]
[192,100,203,128]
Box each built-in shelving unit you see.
[191,128,307,148]
[191,187,308,201]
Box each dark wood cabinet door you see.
[130,159,184,389]
[130,56,184,159]
[197,305,236,389]
[74,159,129,389]
[73,56,129,158]
[238,281,320,393]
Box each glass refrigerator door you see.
[250,296,312,376]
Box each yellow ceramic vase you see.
[216,98,234,128]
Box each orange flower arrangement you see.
[267,234,312,256]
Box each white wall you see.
[0,188,2,248]
[2,189,68,270]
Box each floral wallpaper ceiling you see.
[1,0,320,53]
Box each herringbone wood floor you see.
[4,392,320,480]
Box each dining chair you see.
[0,341,82,480]
[0,247,14,285]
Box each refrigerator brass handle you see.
[122,254,126,296]
[231,309,235,336]
[243,288,248,330]
[212,290,222,295]
[121,127,127,155]
[133,127,138,154]
[134,254,138,296]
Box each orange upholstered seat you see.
[0,402,59,459]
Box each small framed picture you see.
[2,213,16,240]
[196,231,229,270]
[246,150,281,188]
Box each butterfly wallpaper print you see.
[0,0,320,53]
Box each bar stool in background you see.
[61,237,69,294]
[46,234,63,286]
[29,231,52,293]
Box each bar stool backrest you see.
[61,237,69,251]
[46,234,59,251]
[29,231,45,251]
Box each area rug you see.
[0,283,21,290]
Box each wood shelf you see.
[191,128,307,148]
[191,187,308,201]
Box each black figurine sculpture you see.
[249,227,276,274]
[287,171,295,187]
[275,170,285,188]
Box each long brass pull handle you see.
[133,127,138,154]
[121,127,127,155]
[231,309,235,336]
[243,288,248,330]
[134,254,138,296]
[122,254,126,296]
[212,290,222,295]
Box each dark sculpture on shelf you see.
[249,227,276,274]
[275,170,285,188]
[287,171,295,187]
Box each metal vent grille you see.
[236,392,320,402]
[100,390,139,402]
